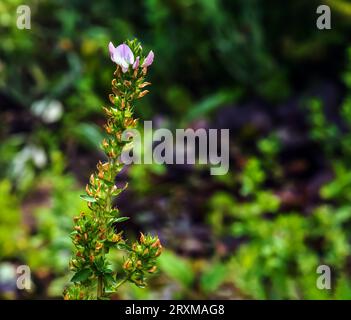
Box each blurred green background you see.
[2,0,351,299]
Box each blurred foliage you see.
[25,152,84,274]
[0,180,25,259]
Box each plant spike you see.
[63,39,162,300]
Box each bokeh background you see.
[1,0,351,299]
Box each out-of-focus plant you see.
[207,153,351,299]
[0,180,26,259]
[203,75,351,298]
[64,39,162,300]
[23,152,85,296]
[306,46,351,198]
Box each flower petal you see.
[113,54,129,69]
[142,50,154,67]
[116,44,134,65]
[121,65,129,73]
[133,56,140,69]
[108,42,115,61]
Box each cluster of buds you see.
[64,39,162,300]
[69,212,124,272]
[123,233,162,287]
[63,284,92,300]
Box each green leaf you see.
[113,217,130,223]
[94,256,106,272]
[158,250,194,287]
[185,88,242,122]
[103,273,116,287]
[104,268,113,274]
[200,263,228,293]
[73,123,105,149]
[80,194,96,202]
[102,179,115,187]
[71,269,92,282]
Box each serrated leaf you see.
[80,194,97,202]
[71,269,92,282]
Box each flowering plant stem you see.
[64,39,161,300]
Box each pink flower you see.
[142,50,154,68]
[109,42,135,73]
[133,56,140,70]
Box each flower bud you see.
[108,150,116,158]
[104,124,112,134]
[103,107,112,116]
[109,94,115,104]
[112,233,122,243]
[139,82,151,88]
[155,248,162,257]
[138,90,149,98]
[123,259,133,271]
[124,118,134,127]
[102,139,109,148]
[86,184,93,196]
[151,238,161,249]
[133,68,138,78]
[148,266,157,273]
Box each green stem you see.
[97,169,114,299]
[97,275,103,299]
[115,277,128,291]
